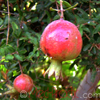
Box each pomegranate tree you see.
[13,74,34,92]
[40,19,82,80]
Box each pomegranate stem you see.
[60,0,64,19]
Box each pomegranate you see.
[13,74,34,93]
[40,19,82,80]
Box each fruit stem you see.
[60,0,64,19]
[18,61,23,74]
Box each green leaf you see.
[65,3,78,11]
[27,52,34,59]
[10,62,19,69]
[53,15,60,20]
[86,65,94,70]
[18,49,27,55]
[63,1,71,7]
[83,26,90,33]
[22,23,28,31]
[77,8,88,18]
[12,28,22,38]
[0,48,5,55]
[11,21,22,38]
[31,17,38,23]
[14,54,23,61]
[83,44,91,51]
[79,25,83,36]
[50,0,55,2]
[30,37,38,45]
[87,21,96,26]
[93,24,100,34]
[11,21,18,31]
[97,37,100,43]
[0,18,3,25]
[7,45,15,53]
[9,0,17,3]
[92,47,96,54]
[91,68,97,82]
[5,54,14,60]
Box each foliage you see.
[0,0,100,100]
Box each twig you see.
[17,39,23,74]
[0,27,7,31]
[84,32,90,40]
[39,12,46,22]
[17,39,19,48]
[55,0,60,17]
[98,32,100,35]
[89,0,91,19]
[60,0,64,19]
[6,0,10,45]
[0,32,4,34]
[18,61,23,74]
[0,11,18,16]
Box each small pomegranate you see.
[13,74,34,93]
[40,19,82,80]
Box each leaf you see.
[18,49,27,55]
[69,59,80,70]
[22,23,28,31]
[77,8,88,18]
[53,15,60,20]
[97,37,100,43]
[91,68,97,82]
[0,18,3,25]
[5,54,14,60]
[63,1,71,7]
[83,26,90,33]
[31,17,38,23]
[87,21,96,26]
[10,62,19,69]
[83,44,91,51]
[7,67,17,76]
[92,47,96,54]
[86,65,94,70]
[27,52,34,59]
[30,37,38,45]
[65,3,78,11]
[9,0,17,3]
[79,25,83,36]
[7,45,15,52]
[75,15,87,25]
[0,48,5,55]
[11,21,18,31]
[50,0,55,2]
[14,54,23,61]
[93,24,100,34]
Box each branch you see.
[72,69,100,100]
[18,61,23,74]
[6,0,10,45]
[60,0,64,19]
[89,0,91,19]
[0,32,4,34]
[0,11,18,16]
[16,39,23,74]
[55,0,60,17]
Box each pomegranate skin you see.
[40,19,82,61]
[13,74,34,93]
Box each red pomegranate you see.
[13,74,34,93]
[40,19,82,80]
